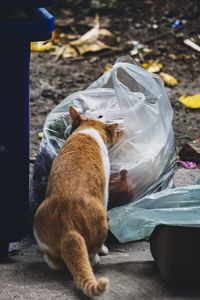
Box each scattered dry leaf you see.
[179,94,200,109]
[159,72,178,87]
[52,30,80,45]
[33,14,115,59]
[79,16,111,28]
[99,28,116,46]
[89,56,99,63]
[31,41,52,52]
[184,39,200,53]
[62,45,78,58]
[104,63,112,72]
[142,48,161,59]
[71,38,110,55]
[38,132,43,139]
[54,17,75,28]
[142,60,163,73]
[51,45,67,61]
[169,53,193,60]
[70,23,111,56]
[129,40,145,56]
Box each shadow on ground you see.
[1,241,200,300]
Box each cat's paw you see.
[91,254,100,266]
[99,245,109,256]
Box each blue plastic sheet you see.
[108,185,200,243]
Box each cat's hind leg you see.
[43,254,65,271]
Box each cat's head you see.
[69,106,122,148]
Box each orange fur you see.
[34,107,120,297]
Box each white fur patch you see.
[43,254,65,271]
[33,227,51,253]
[91,254,100,266]
[78,128,110,210]
[43,254,57,270]
[100,244,109,256]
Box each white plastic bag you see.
[30,56,175,212]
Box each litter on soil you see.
[30,0,200,160]
[176,160,197,169]
[179,93,200,109]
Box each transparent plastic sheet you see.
[30,56,175,215]
[108,184,200,243]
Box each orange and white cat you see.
[33,107,119,297]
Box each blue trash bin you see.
[0,2,54,258]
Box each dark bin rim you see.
[0,0,55,10]
[0,8,54,42]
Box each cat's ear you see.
[69,106,81,128]
[105,123,118,136]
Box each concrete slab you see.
[0,168,200,300]
[1,241,200,300]
[173,167,200,187]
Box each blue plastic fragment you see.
[171,19,183,30]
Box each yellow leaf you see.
[179,94,200,109]
[104,63,112,72]
[62,45,78,58]
[142,60,163,73]
[51,45,78,59]
[31,41,52,52]
[159,72,178,87]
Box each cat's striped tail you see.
[61,230,109,297]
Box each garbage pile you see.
[30,56,175,214]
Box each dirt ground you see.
[30,0,200,158]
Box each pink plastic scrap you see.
[176,160,197,169]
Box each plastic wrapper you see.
[108,184,200,243]
[30,56,175,214]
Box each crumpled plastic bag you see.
[30,56,175,214]
[108,184,200,243]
